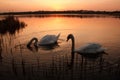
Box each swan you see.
[27,33,60,47]
[67,34,106,55]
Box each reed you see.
[0,38,120,80]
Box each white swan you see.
[67,34,105,55]
[27,33,60,47]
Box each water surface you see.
[0,15,120,80]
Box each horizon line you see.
[0,9,120,13]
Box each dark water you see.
[0,15,120,80]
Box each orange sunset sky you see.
[0,0,120,12]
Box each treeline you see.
[0,10,120,15]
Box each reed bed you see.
[0,35,120,80]
[1,47,120,80]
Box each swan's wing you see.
[75,43,103,54]
[78,43,101,50]
[75,48,98,54]
[39,35,58,45]
[86,43,101,49]
[97,47,106,52]
[74,44,92,53]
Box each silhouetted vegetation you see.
[0,15,26,35]
[1,50,120,80]
[0,35,120,80]
[0,10,119,18]
[0,39,2,61]
[0,10,120,17]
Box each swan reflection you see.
[27,42,60,52]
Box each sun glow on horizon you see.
[50,4,64,11]
[42,0,66,11]
[0,0,120,12]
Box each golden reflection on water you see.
[0,16,120,63]
[14,17,120,61]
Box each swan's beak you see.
[103,52,108,55]
[66,39,68,42]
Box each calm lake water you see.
[0,15,120,80]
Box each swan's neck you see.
[70,37,75,53]
[67,34,75,67]
[27,37,38,47]
[70,36,75,67]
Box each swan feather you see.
[38,35,58,45]
[75,43,105,54]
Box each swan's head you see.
[27,37,38,48]
[66,34,74,42]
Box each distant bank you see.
[0,10,120,16]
